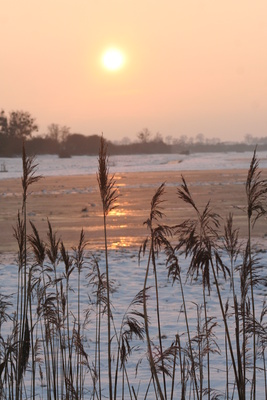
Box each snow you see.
[0,245,266,399]
[1,151,267,180]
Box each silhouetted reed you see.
[0,141,266,399]
[139,183,172,400]
[13,141,41,399]
[245,148,267,400]
[97,135,119,400]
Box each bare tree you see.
[47,124,70,143]
[154,132,163,142]
[60,126,70,143]
[137,127,151,143]
[47,123,61,141]
[165,135,173,145]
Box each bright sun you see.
[102,48,125,71]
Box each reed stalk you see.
[27,220,46,400]
[222,213,247,397]
[175,175,243,398]
[245,149,267,400]
[113,289,146,400]
[97,135,118,400]
[151,241,167,398]
[46,220,62,400]
[141,183,171,399]
[142,246,165,400]
[202,278,209,400]
[87,256,106,399]
[61,241,75,392]
[13,141,41,399]
[73,228,87,399]
[164,238,200,399]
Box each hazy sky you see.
[1,1,267,142]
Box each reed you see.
[0,141,267,399]
[245,149,267,400]
[175,175,250,398]
[166,238,203,399]
[13,141,41,399]
[97,135,119,400]
[86,254,107,399]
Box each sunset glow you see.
[1,2,267,142]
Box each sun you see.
[102,48,125,71]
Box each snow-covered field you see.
[1,151,267,179]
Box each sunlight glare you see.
[102,48,125,71]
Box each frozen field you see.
[1,151,267,180]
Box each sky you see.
[1,1,267,143]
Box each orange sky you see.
[1,1,267,142]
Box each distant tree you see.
[26,136,59,155]
[165,135,173,145]
[258,136,267,144]
[137,127,151,143]
[0,110,8,135]
[8,110,38,139]
[47,123,61,141]
[153,132,163,143]
[64,133,87,154]
[196,133,205,144]
[205,137,221,145]
[64,133,101,155]
[174,135,188,145]
[60,126,70,143]
[120,136,131,145]
[47,123,70,143]
[244,134,257,145]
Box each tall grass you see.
[0,142,267,399]
[245,149,267,400]
[14,142,42,399]
[97,135,119,400]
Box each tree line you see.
[1,109,267,157]
[0,110,172,157]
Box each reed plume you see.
[245,148,267,400]
[140,183,169,400]
[175,175,244,399]
[14,141,41,399]
[97,135,118,400]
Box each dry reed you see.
[0,141,266,400]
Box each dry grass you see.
[0,141,266,399]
